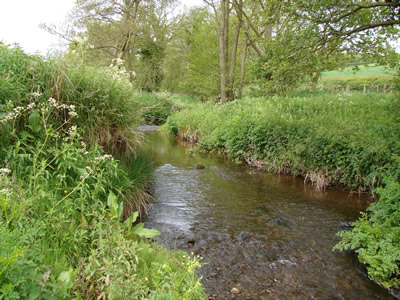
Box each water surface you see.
[143,132,393,299]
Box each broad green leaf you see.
[28,111,41,133]
[123,211,138,229]
[132,223,161,238]
[57,269,75,289]
[107,191,119,218]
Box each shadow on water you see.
[142,131,394,299]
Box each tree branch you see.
[343,19,400,36]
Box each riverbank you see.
[164,92,400,289]
[165,93,399,192]
[0,45,205,298]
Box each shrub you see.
[334,161,400,288]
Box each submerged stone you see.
[196,162,205,169]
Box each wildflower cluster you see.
[0,168,12,197]
[107,58,132,84]
[183,253,202,275]
[0,104,35,123]
[48,97,77,116]
[0,168,11,175]
[94,154,113,161]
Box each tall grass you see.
[0,44,205,298]
[0,44,141,158]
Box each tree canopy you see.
[52,0,400,98]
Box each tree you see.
[203,0,249,102]
[161,7,220,98]
[61,0,178,91]
[238,0,400,93]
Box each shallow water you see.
[143,132,394,299]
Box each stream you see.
[142,130,394,299]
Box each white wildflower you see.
[31,92,42,98]
[48,98,57,107]
[95,154,112,161]
[0,168,11,174]
[0,188,11,196]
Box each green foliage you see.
[162,7,220,99]
[334,166,400,288]
[75,222,204,299]
[135,92,198,125]
[135,92,176,125]
[0,43,141,157]
[165,93,400,191]
[0,46,205,298]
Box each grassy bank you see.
[0,45,205,298]
[164,92,400,288]
[165,93,399,191]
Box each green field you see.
[322,65,397,79]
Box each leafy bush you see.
[334,167,400,288]
[135,93,175,125]
[135,92,198,125]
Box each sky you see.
[0,0,203,55]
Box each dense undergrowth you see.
[135,92,197,125]
[334,161,400,289]
[0,45,205,298]
[164,92,400,289]
[165,93,399,192]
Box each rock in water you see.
[196,162,205,169]
[230,288,240,294]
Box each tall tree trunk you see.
[116,0,140,64]
[238,40,248,99]
[311,69,321,91]
[219,0,228,103]
[227,0,242,101]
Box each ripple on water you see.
[143,132,393,299]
